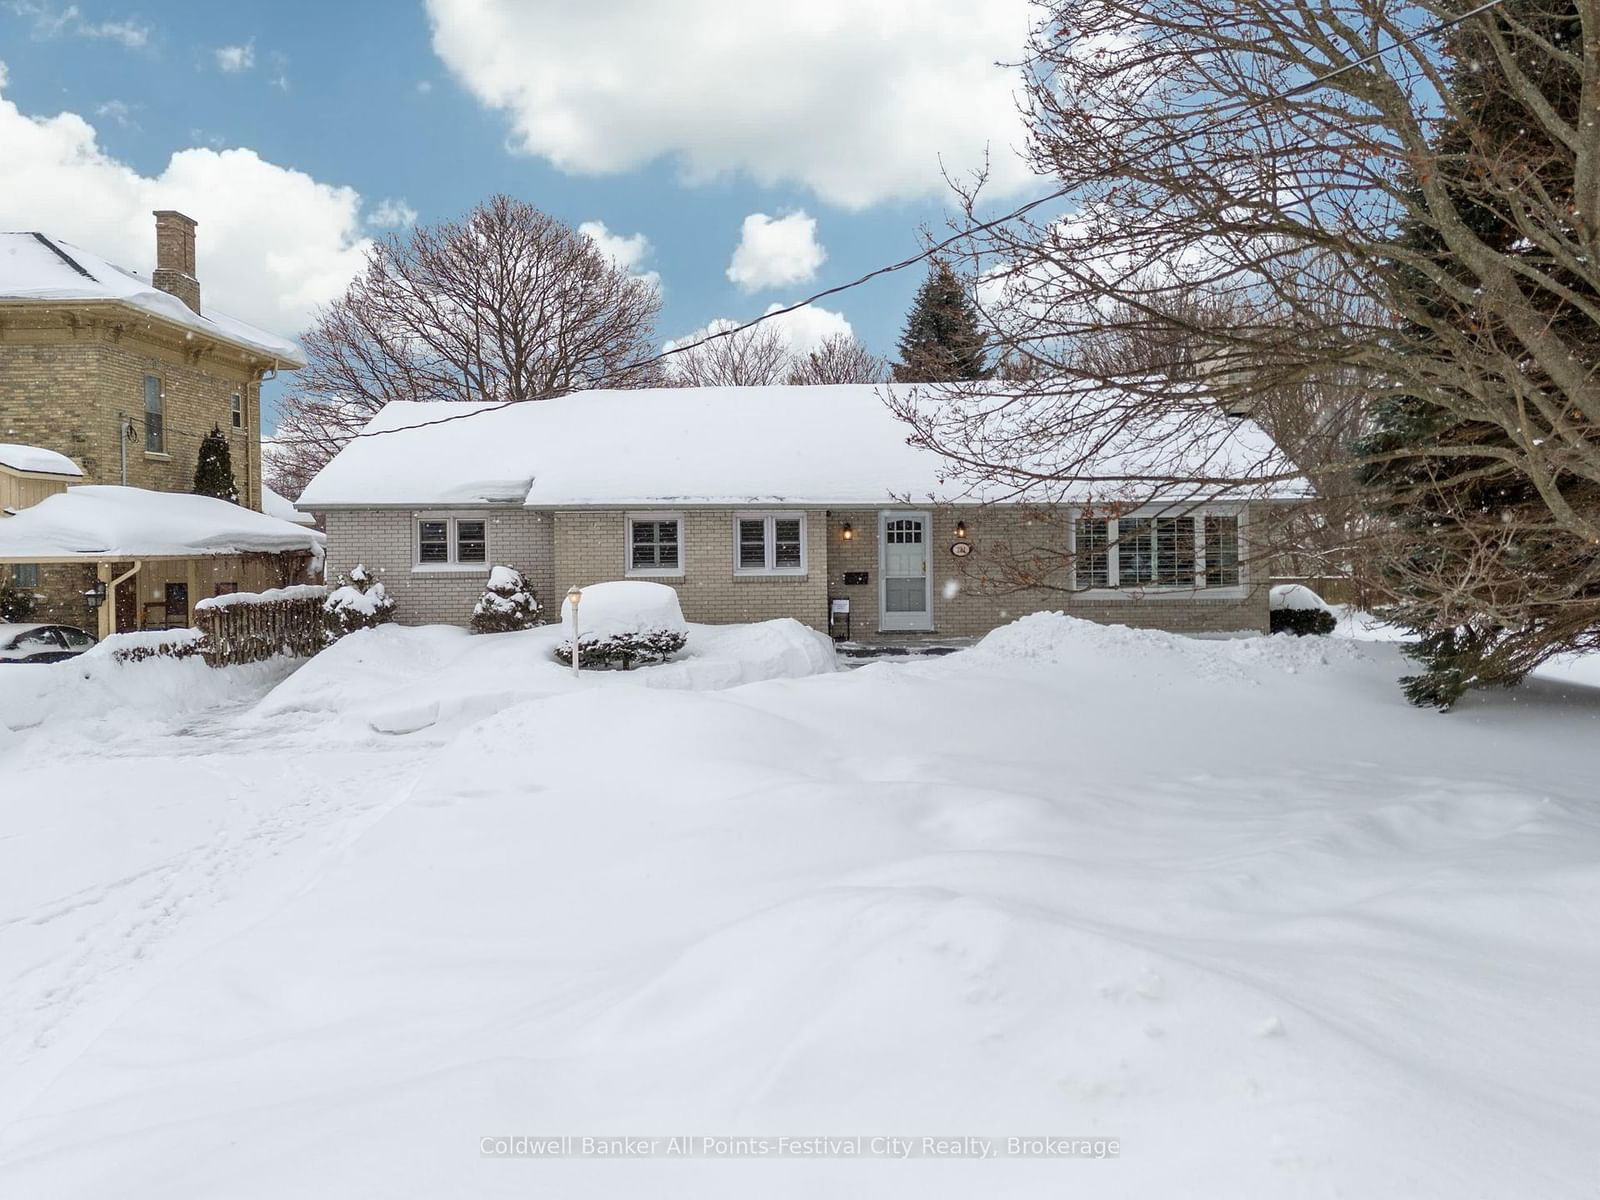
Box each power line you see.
[271,0,1505,449]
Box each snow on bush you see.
[324,564,396,640]
[106,628,205,663]
[469,565,543,634]
[1270,584,1336,637]
[554,580,689,670]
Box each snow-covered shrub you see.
[109,629,205,664]
[323,564,396,640]
[0,580,37,623]
[553,580,689,670]
[470,565,543,634]
[1270,584,1336,637]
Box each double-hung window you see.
[627,513,683,576]
[734,513,806,575]
[1073,510,1241,591]
[1204,515,1240,586]
[143,375,164,453]
[416,516,488,568]
[13,564,39,589]
[230,392,243,430]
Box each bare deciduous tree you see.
[785,334,887,385]
[272,194,662,489]
[891,0,1600,700]
[664,321,792,387]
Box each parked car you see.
[0,623,97,664]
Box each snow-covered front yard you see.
[1,616,1596,1198]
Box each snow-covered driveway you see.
[0,616,1596,1198]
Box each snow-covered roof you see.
[263,483,317,527]
[298,384,1310,509]
[0,233,305,367]
[0,486,325,560]
[0,443,83,478]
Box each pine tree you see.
[891,260,990,382]
[1356,0,1593,709]
[192,425,239,503]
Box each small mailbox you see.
[843,570,869,586]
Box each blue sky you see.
[1,0,1042,428]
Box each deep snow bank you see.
[963,609,1361,683]
[255,617,837,734]
[0,638,298,735]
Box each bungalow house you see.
[296,384,1309,641]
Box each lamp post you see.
[566,585,582,680]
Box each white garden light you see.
[566,585,582,679]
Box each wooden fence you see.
[193,584,328,666]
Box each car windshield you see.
[57,628,95,648]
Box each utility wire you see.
[272,0,1505,448]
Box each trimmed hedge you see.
[1270,607,1337,637]
[553,629,688,670]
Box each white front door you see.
[879,511,932,631]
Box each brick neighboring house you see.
[298,385,1311,642]
[0,211,306,628]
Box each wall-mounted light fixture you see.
[954,519,968,539]
[841,522,853,541]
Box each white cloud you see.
[668,303,851,358]
[214,40,255,73]
[93,98,136,128]
[416,79,433,95]
[726,211,825,291]
[0,77,371,338]
[369,197,418,229]
[579,220,659,289]
[8,1,150,48]
[424,0,1039,209]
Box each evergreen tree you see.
[193,425,239,503]
[891,260,990,382]
[1357,0,1594,709]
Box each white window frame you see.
[732,511,807,577]
[230,392,243,430]
[1069,505,1247,597]
[625,511,685,578]
[412,512,491,573]
[143,374,165,455]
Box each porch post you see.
[185,557,201,626]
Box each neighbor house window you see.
[13,564,39,589]
[144,375,164,453]
[734,513,806,575]
[415,516,489,568]
[230,392,243,430]
[1205,515,1240,587]
[1073,510,1243,591]
[627,513,683,575]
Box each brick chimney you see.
[151,210,200,314]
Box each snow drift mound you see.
[0,636,297,734]
[962,611,1360,681]
[254,617,838,734]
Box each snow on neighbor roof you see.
[0,486,325,560]
[263,482,317,527]
[0,233,305,367]
[298,384,1309,509]
[0,443,83,477]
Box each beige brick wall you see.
[0,306,267,511]
[321,508,555,626]
[321,502,1270,638]
[552,509,831,632]
[827,504,1270,638]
